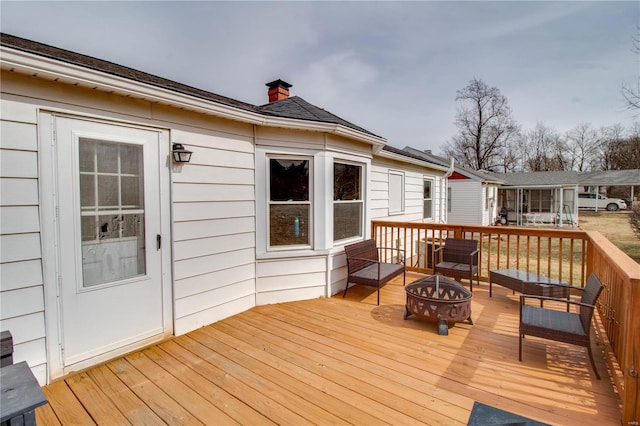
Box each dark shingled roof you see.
[579,170,640,186]
[257,96,378,136]
[1,33,379,138]
[402,147,504,183]
[490,171,580,187]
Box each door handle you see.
[156,234,161,250]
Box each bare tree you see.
[622,30,640,111]
[443,78,520,171]
[598,123,626,170]
[564,122,602,171]
[603,124,640,170]
[520,122,566,171]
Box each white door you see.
[52,116,169,369]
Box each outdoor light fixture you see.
[171,143,193,164]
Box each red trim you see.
[448,171,469,180]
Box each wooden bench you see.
[343,239,406,305]
[433,238,479,292]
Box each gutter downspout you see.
[441,159,455,223]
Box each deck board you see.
[36,274,621,425]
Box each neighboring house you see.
[0,33,447,383]
[492,169,640,225]
[490,171,580,227]
[403,147,503,226]
[578,169,640,206]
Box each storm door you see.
[52,116,168,369]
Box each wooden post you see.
[622,275,640,426]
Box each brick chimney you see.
[266,79,292,102]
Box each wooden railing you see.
[371,220,640,425]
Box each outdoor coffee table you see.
[489,269,571,306]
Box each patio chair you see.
[343,239,405,305]
[433,238,479,292]
[519,272,604,379]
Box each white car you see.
[578,193,627,211]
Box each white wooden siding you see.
[0,103,47,384]
[256,256,327,304]
[448,181,482,225]
[171,126,257,335]
[370,159,442,223]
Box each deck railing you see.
[371,220,640,425]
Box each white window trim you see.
[333,160,364,244]
[423,177,434,219]
[388,170,405,215]
[265,152,314,252]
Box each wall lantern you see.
[171,143,193,164]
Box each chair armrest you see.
[377,246,406,265]
[520,294,596,310]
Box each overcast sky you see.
[2,1,638,153]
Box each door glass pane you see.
[97,175,119,208]
[121,176,143,208]
[96,142,118,173]
[79,138,146,287]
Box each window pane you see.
[79,142,95,172]
[424,180,433,218]
[269,204,309,246]
[334,203,362,241]
[120,144,142,174]
[96,141,118,173]
[98,175,119,208]
[270,159,309,201]
[80,174,95,208]
[423,181,432,199]
[424,200,432,217]
[121,176,143,208]
[81,216,96,242]
[334,163,361,200]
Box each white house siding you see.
[169,122,258,335]
[370,158,442,222]
[448,180,483,225]
[0,71,259,380]
[0,98,48,384]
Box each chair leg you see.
[519,333,523,361]
[587,345,601,380]
[342,282,350,298]
[377,287,380,306]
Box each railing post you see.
[623,276,640,426]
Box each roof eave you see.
[376,149,449,172]
[1,46,385,146]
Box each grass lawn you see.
[578,210,640,264]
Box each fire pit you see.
[404,275,473,335]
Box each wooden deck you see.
[36,273,621,425]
